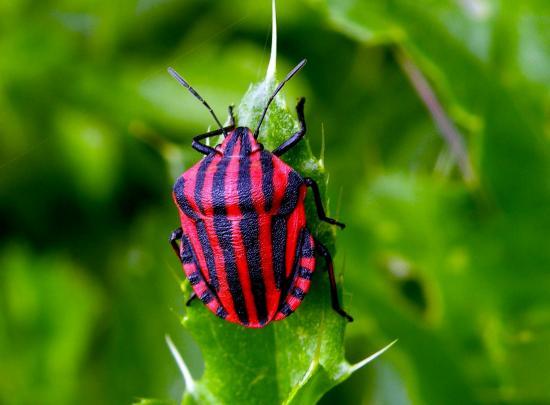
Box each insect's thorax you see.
[215,127,261,156]
[178,135,305,219]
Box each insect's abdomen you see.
[174,148,308,327]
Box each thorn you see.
[349,339,398,374]
[266,0,277,79]
[165,335,195,392]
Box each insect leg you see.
[315,239,353,322]
[304,177,345,229]
[227,105,235,127]
[192,124,235,155]
[186,292,197,306]
[272,97,306,156]
[169,227,183,260]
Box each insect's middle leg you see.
[192,124,235,155]
[304,177,345,229]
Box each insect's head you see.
[215,126,262,157]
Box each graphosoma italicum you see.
[168,60,353,328]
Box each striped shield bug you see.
[168,59,353,328]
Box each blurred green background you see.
[1,0,549,404]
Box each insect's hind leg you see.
[274,228,316,321]
[272,97,306,156]
[315,239,353,322]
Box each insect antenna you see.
[254,59,307,139]
[168,67,228,137]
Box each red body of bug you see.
[168,60,352,328]
[174,128,313,327]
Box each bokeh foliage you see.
[0,0,549,404]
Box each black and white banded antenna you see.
[254,59,307,139]
[167,67,228,137]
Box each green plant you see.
[149,6,394,403]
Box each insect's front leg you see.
[303,177,345,229]
[192,125,235,155]
[272,97,306,156]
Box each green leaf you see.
[322,0,550,208]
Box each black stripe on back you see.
[277,227,305,303]
[195,221,219,291]
[239,128,252,155]
[212,135,248,325]
[174,177,199,220]
[260,151,274,211]
[175,175,219,290]
[278,170,302,216]
[271,216,287,290]
[238,146,268,324]
[194,154,215,214]
[271,171,302,291]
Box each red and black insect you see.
[168,60,352,328]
